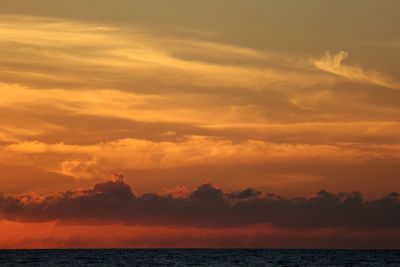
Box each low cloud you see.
[1,176,399,229]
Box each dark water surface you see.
[0,249,399,266]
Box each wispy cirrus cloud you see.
[0,15,327,93]
[0,14,399,197]
[314,51,400,90]
[1,136,399,179]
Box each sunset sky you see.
[0,0,399,248]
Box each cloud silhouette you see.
[0,177,399,229]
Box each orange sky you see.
[1,221,399,249]
[0,1,399,248]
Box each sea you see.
[0,249,399,266]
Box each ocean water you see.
[0,249,399,266]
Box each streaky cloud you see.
[314,51,400,90]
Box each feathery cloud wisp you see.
[314,51,400,90]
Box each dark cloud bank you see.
[0,176,399,229]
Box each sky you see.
[0,0,399,248]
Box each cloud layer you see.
[1,177,399,229]
[1,136,400,180]
[0,4,399,249]
[0,14,399,198]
